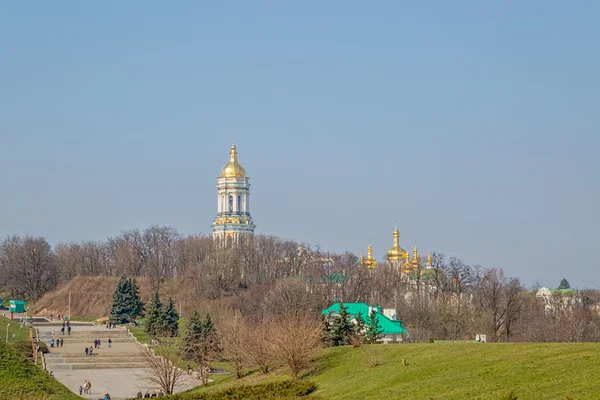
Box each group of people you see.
[136,390,165,397]
[79,380,92,395]
[105,320,117,329]
[49,337,63,348]
[49,313,68,322]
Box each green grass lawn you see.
[0,314,32,342]
[0,340,79,400]
[307,342,600,400]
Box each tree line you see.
[1,226,599,343]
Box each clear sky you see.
[1,2,599,287]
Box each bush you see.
[128,380,317,400]
[37,341,49,353]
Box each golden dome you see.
[386,227,408,261]
[426,252,432,264]
[219,141,247,178]
[364,244,377,269]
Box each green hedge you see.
[129,380,317,400]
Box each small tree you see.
[271,312,322,379]
[162,298,179,337]
[182,310,203,359]
[350,311,366,346]
[145,291,164,337]
[329,303,353,346]
[139,336,186,395]
[245,320,274,374]
[110,274,145,324]
[219,310,248,378]
[365,310,383,344]
[558,279,571,290]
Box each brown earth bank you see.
[29,276,196,318]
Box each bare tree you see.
[0,235,59,302]
[244,320,274,374]
[270,312,322,379]
[139,338,186,395]
[218,310,249,378]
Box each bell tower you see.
[211,140,256,244]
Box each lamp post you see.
[5,323,10,343]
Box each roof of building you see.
[322,302,407,335]
[220,141,247,178]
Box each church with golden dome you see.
[360,226,433,280]
[211,141,256,243]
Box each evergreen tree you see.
[365,309,384,344]
[320,315,332,346]
[182,310,203,359]
[558,278,571,290]
[329,303,353,346]
[352,311,366,343]
[145,291,164,337]
[162,298,180,337]
[110,274,144,324]
[128,277,145,318]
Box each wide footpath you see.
[37,322,200,400]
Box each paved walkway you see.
[53,368,201,400]
[36,324,202,399]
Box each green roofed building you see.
[322,302,407,343]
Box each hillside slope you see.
[0,341,80,400]
[29,276,186,317]
[308,342,600,400]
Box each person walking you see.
[98,339,101,348]
[79,386,83,395]
[67,326,71,335]
[89,346,94,356]
[60,338,64,347]
[85,347,89,356]
[108,337,112,348]
[61,326,65,335]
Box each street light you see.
[5,323,10,343]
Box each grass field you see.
[307,342,600,400]
[0,314,31,342]
[183,342,600,400]
[0,339,79,400]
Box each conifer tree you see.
[352,311,366,343]
[558,278,571,290]
[145,291,164,337]
[182,310,203,359]
[128,277,144,318]
[110,274,145,324]
[162,298,180,337]
[329,302,353,346]
[365,309,384,344]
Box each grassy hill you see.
[184,342,600,400]
[0,340,79,400]
[308,342,600,400]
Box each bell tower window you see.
[229,195,233,213]
[237,195,241,214]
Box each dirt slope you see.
[30,276,188,318]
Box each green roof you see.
[322,302,407,335]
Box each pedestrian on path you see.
[108,337,112,348]
[60,338,63,347]
[61,326,64,335]
[68,326,71,335]
[85,347,88,356]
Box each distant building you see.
[536,287,580,313]
[322,302,407,343]
[211,141,256,244]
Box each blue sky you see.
[1,1,599,287]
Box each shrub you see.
[128,380,317,400]
[11,340,34,359]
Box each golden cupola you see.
[220,140,247,178]
[411,246,420,266]
[386,227,408,261]
[363,244,377,269]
